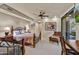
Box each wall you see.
[76,23,79,40]
[44,17,61,40]
[0,12,30,36]
[35,17,61,40]
[0,12,61,40]
[0,12,29,28]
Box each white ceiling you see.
[2,3,74,21]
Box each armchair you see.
[49,32,61,44]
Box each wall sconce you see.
[4,27,10,31]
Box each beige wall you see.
[76,23,79,40]
[0,12,61,40]
[0,12,31,36]
[43,17,61,40]
[34,17,61,40]
[0,12,29,28]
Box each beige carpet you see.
[25,40,61,55]
[0,39,61,55]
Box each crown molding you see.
[0,4,34,22]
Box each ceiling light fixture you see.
[33,10,48,19]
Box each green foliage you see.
[75,15,79,22]
[70,32,76,36]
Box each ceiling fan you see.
[34,10,48,19]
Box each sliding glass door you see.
[75,3,79,40]
[61,6,76,40]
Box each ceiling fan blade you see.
[40,11,42,14]
[33,10,48,19]
[43,12,45,14]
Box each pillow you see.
[13,31,20,36]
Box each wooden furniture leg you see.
[33,33,35,48]
[22,39,25,55]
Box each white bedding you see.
[13,33,33,41]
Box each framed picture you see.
[45,22,56,31]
